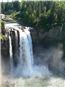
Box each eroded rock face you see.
[10,30,19,67]
[30,29,39,45]
[1,37,10,75]
[48,48,65,75]
[33,42,65,76]
[47,45,65,76]
[30,26,63,47]
[1,37,9,57]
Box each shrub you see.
[1,21,5,35]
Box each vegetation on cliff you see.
[1,1,65,60]
[0,21,7,40]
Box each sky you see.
[0,0,62,2]
[0,0,21,2]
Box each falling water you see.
[15,29,33,77]
[9,35,13,76]
[24,27,33,64]
[5,23,51,78]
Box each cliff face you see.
[30,26,65,76]
[1,23,65,76]
[1,38,9,57]
[1,36,10,75]
[30,26,64,45]
[2,25,64,59]
[30,26,65,52]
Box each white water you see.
[9,35,13,76]
[15,29,33,77]
[5,23,52,78]
[24,27,33,64]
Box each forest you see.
[1,1,65,60]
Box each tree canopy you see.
[1,1,65,60]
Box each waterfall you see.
[5,23,51,78]
[9,35,13,76]
[24,27,33,62]
[15,29,33,77]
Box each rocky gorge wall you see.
[1,24,65,76]
[30,26,65,76]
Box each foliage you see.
[9,11,20,19]
[1,1,65,31]
[0,21,7,40]
[1,21,5,35]
[1,1,65,60]
[0,34,7,40]
[1,1,20,14]
[15,1,65,32]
